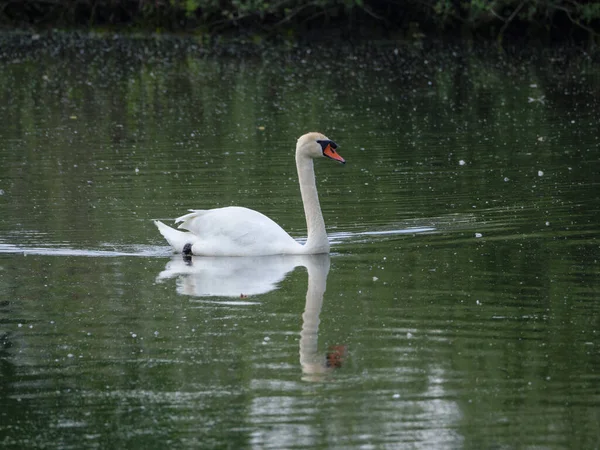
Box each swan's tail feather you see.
[154,220,194,253]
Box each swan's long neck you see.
[296,153,329,253]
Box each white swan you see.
[154,132,345,256]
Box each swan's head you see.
[296,132,345,164]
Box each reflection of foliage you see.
[0,35,598,250]
[0,0,598,41]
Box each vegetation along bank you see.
[1,0,599,44]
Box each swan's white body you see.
[154,132,345,256]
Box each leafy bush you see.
[0,0,598,42]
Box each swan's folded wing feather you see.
[175,206,299,253]
[175,209,208,228]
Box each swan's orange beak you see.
[323,144,346,164]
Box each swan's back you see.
[176,207,302,256]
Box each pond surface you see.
[1,34,599,449]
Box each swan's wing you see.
[176,207,273,237]
[174,206,299,252]
[175,209,210,228]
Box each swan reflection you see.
[156,254,311,297]
[156,253,345,380]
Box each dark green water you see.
[1,35,599,449]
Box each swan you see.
[154,132,345,256]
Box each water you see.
[1,34,599,448]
